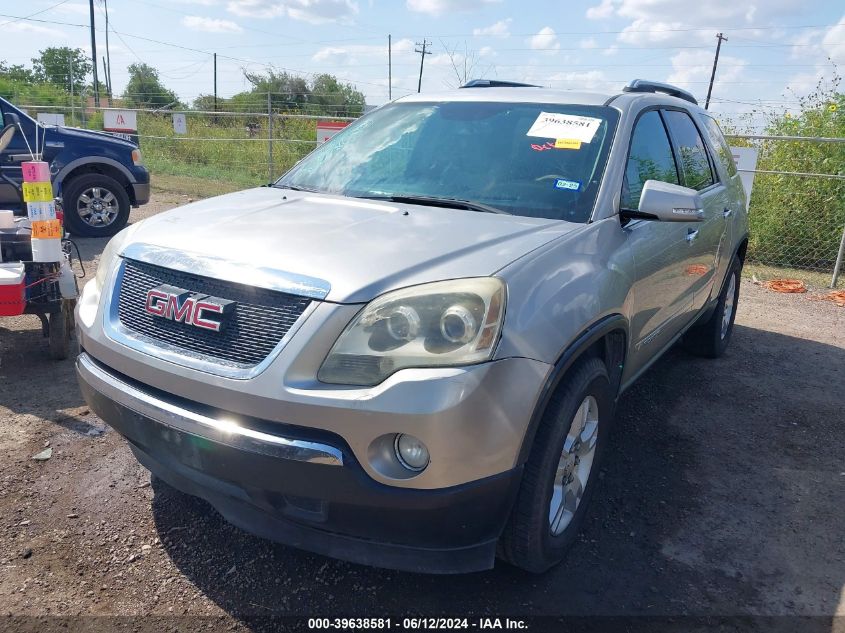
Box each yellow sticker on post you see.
[30,219,63,239]
[22,182,54,203]
[554,139,582,150]
[527,113,602,143]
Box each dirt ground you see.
[1,193,844,631]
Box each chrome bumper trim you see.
[76,352,344,466]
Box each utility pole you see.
[104,0,113,105]
[102,56,110,102]
[69,56,75,126]
[415,39,431,93]
[88,0,100,107]
[388,34,392,101]
[213,53,218,111]
[705,32,727,110]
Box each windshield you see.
[276,101,619,222]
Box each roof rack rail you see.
[622,79,698,105]
[460,79,541,89]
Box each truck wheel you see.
[682,258,742,358]
[63,173,131,238]
[499,356,613,573]
[50,301,73,360]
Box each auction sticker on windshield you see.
[526,113,602,143]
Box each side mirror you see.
[0,124,16,153]
[623,180,704,222]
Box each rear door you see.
[662,109,728,311]
[623,109,699,375]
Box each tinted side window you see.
[701,115,737,177]
[622,110,679,210]
[663,110,714,190]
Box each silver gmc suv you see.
[76,79,748,574]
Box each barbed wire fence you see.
[10,100,845,288]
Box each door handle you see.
[723,208,733,218]
[686,229,699,243]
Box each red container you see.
[0,264,26,316]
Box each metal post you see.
[415,40,431,93]
[213,53,218,112]
[69,56,75,126]
[267,91,274,182]
[388,34,392,101]
[88,0,100,108]
[831,223,845,288]
[705,33,727,110]
[104,0,113,105]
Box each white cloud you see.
[472,18,511,37]
[528,27,559,53]
[548,70,611,91]
[665,49,747,94]
[586,0,615,20]
[182,15,243,32]
[820,16,845,65]
[406,0,501,16]
[7,22,64,37]
[172,0,220,5]
[312,38,414,65]
[227,0,358,23]
[580,37,598,49]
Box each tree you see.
[439,40,494,89]
[0,61,36,84]
[244,69,310,111]
[726,76,844,270]
[310,74,365,117]
[123,63,181,109]
[31,47,91,92]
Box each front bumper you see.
[77,352,523,573]
[131,182,151,206]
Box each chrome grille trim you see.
[103,257,319,380]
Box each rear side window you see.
[663,110,715,190]
[701,115,738,178]
[622,110,679,210]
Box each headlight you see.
[94,225,136,290]
[318,278,506,386]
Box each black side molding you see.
[516,314,629,464]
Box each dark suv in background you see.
[0,96,150,237]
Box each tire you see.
[499,356,614,573]
[682,258,742,358]
[50,301,73,360]
[62,173,131,238]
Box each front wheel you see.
[498,356,614,573]
[62,173,131,238]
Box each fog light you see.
[394,434,429,471]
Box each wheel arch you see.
[56,159,137,205]
[516,314,628,464]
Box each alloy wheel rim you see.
[77,187,118,227]
[721,273,737,340]
[549,395,599,536]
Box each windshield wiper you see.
[275,183,320,193]
[358,194,508,215]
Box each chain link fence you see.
[11,102,845,287]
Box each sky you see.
[2,0,844,129]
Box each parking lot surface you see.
[1,194,844,631]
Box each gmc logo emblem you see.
[144,284,234,332]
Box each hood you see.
[52,125,137,148]
[124,187,585,303]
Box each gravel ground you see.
[1,193,844,631]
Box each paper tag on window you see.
[527,113,602,143]
[554,139,582,150]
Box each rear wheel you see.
[683,257,742,358]
[62,173,131,238]
[499,356,613,573]
[47,299,75,360]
